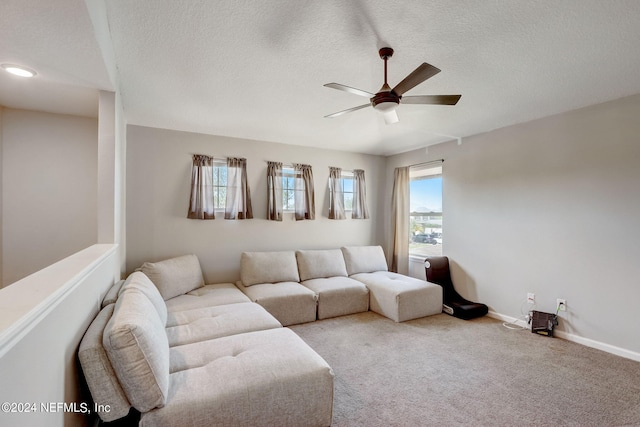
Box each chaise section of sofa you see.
[342,246,443,322]
[296,249,369,319]
[236,251,318,326]
[142,328,334,427]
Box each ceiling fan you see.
[324,47,461,124]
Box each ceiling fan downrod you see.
[373,47,399,110]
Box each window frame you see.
[211,160,227,212]
[340,171,354,212]
[327,170,354,212]
[408,165,443,257]
[281,166,298,212]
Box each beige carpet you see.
[290,312,640,427]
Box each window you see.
[267,164,314,219]
[282,167,297,211]
[212,161,227,210]
[341,172,354,211]
[328,171,354,211]
[409,165,442,257]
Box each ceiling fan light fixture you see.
[383,110,399,125]
[371,89,400,114]
[373,100,399,113]
[1,63,37,78]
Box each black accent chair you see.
[425,256,488,320]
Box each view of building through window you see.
[409,165,442,257]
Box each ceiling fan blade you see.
[401,94,461,105]
[324,103,371,118]
[392,63,441,96]
[383,110,399,124]
[324,83,375,98]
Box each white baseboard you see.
[487,311,640,362]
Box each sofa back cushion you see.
[341,246,389,275]
[121,272,168,325]
[296,249,348,281]
[101,280,125,308]
[78,304,131,422]
[240,251,300,286]
[103,289,170,412]
[138,254,205,300]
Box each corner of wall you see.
[115,91,126,278]
[97,90,127,279]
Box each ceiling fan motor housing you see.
[371,91,400,111]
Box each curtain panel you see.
[352,169,370,219]
[328,167,346,220]
[294,163,315,220]
[391,166,410,274]
[187,154,215,220]
[267,161,283,221]
[225,157,253,219]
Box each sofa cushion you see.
[104,289,170,412]
[296,249,348,281]
[140,328,334,427]
[138,254,205,300]
[165,283,250,313]
[240,251,300,286]
[341,245,389,275]
[78,304,131,422]
[165,302,282,346]
[121,272,168,325]
[101,279,125,308]
[236,281,317,326]
[301,276,369,319]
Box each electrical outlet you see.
[557,299,567,311]
[527,293,535,303]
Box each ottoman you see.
[350,271,442,322]
[341,245,443,322]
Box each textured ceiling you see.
[2,1,640,155]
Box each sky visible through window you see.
[410,176,442,212]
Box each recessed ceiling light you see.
[1,64,37,78]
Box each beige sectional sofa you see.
[79,246,442,426]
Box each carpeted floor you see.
[290,312,640,427]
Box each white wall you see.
[386,94,640,358]
[0,244,120,427]
[1,109,98,286]
[0,107,3,285]
[126,125,385,283]
[0,98,125,426]
[98,91,116,244]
